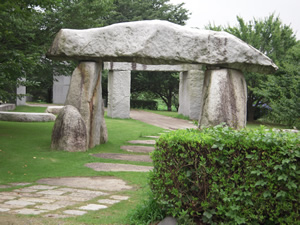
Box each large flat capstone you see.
[47,20,277,74]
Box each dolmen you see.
[47,20,277,151]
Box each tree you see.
[131,71,179,111]
[207,14,297,122]
[260,41,300,128]
[105,0,190,25]
[0,0,59,102]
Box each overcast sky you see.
[169,0,300,40]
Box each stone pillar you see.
[178,70,204,120]
[53,75,71,104]
[199,69,247,129]
[16,78,26,106]
[64,61,106,149]
[107,70,131,119]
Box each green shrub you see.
[126,191,167,225]
[150,125,300,224]
[131,99,158,110]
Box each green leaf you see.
[263,191,271,198]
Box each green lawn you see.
[0,107,164,224]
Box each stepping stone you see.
[128,140,156,145]
[9,183,31,186]
[27,185,58,190]
[5,200,36,207]
[18,197,55,203]
[37,176,132,191]
[13,187,38,193]
[92,153,152,162]
[110,195,130,200]
[13,208,47,215]
[38,190,66,195]
[79,204,107,211]
[97,199,120,205]
[63,210,87,216]
[0,195,16,200]
[0,208,10,212]
[0,185,11,189]
[121,145,155,153]
[36,203,66,210]
[85,163,153,172]
[144,136,160,139]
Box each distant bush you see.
[131,99,157,110]
[150,125,300,224]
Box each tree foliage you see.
[131,72,179,111]
[207,14,298,124]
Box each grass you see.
[0,106,164,224]
[10,105,47,113]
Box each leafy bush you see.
[150,125,300,224]
[126,192,167,225]
[131,99,158,110]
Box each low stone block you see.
[110,195,130,200]
[0,112,56,122]
[0,104,15,111]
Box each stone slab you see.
[5,200,36,207]
[0,112,56,122]
[38,190,66,195]
[79,204,108,211]
[121,145,155,153]
[92,153,152,162]
[13,187,38,193]
[144,136,160,138]
[0,104,15,111]
[27,185,58,190]
[37,176,132,191]
[9,182,31,186]
[0,195,16,200]
[0,185,11,189]
[63,210,87,216]
[110,195,130,200]
[44,213,73,218]
[128,140,156,145]
[97,199,120,205]
[85,163,153,172]
[18,197,55,203]
[13,208,48,215]
[47,20,277,74]
[0,208,10,212]
[35,203,67,210]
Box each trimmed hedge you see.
[150,125,299,224]
[131,99,158,110]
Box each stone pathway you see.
[120,145,155,153]
[92,153,152,162]
[0,179,130,219]
[85,163,153,172]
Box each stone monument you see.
[47,20,277,151]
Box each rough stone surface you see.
[85,163,153,172]
[45,106,64,115]
[37,177,132,191]
[64,61,105,148]
[63,210,87,216]
[79,204,107,211]
[107,70,131,119]
[97,199,120,204]
[100,100,108,143]
[199,69,247,129]
[16,78,26,106]
[13,208,47,215]
[120,145,155,153]
[0,104,15,111]
[47,20,277,74]
[128,140,156,145]
[104,62,203,71]
[110,195,130,200]
[51,105,87,151]
[158,216,178,225]
[0,112,56,122]
[53,75,71,104]
[178,70,204,120]
[92,153,152,162]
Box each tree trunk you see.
[247,101,255,122]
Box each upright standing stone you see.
[53,75,71,104]
[107,70,131,119]
[16,78,26,106]
[199,69,247,129]
[64,61,104,148]
[178,70,204,120]
[51,105,87,151]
